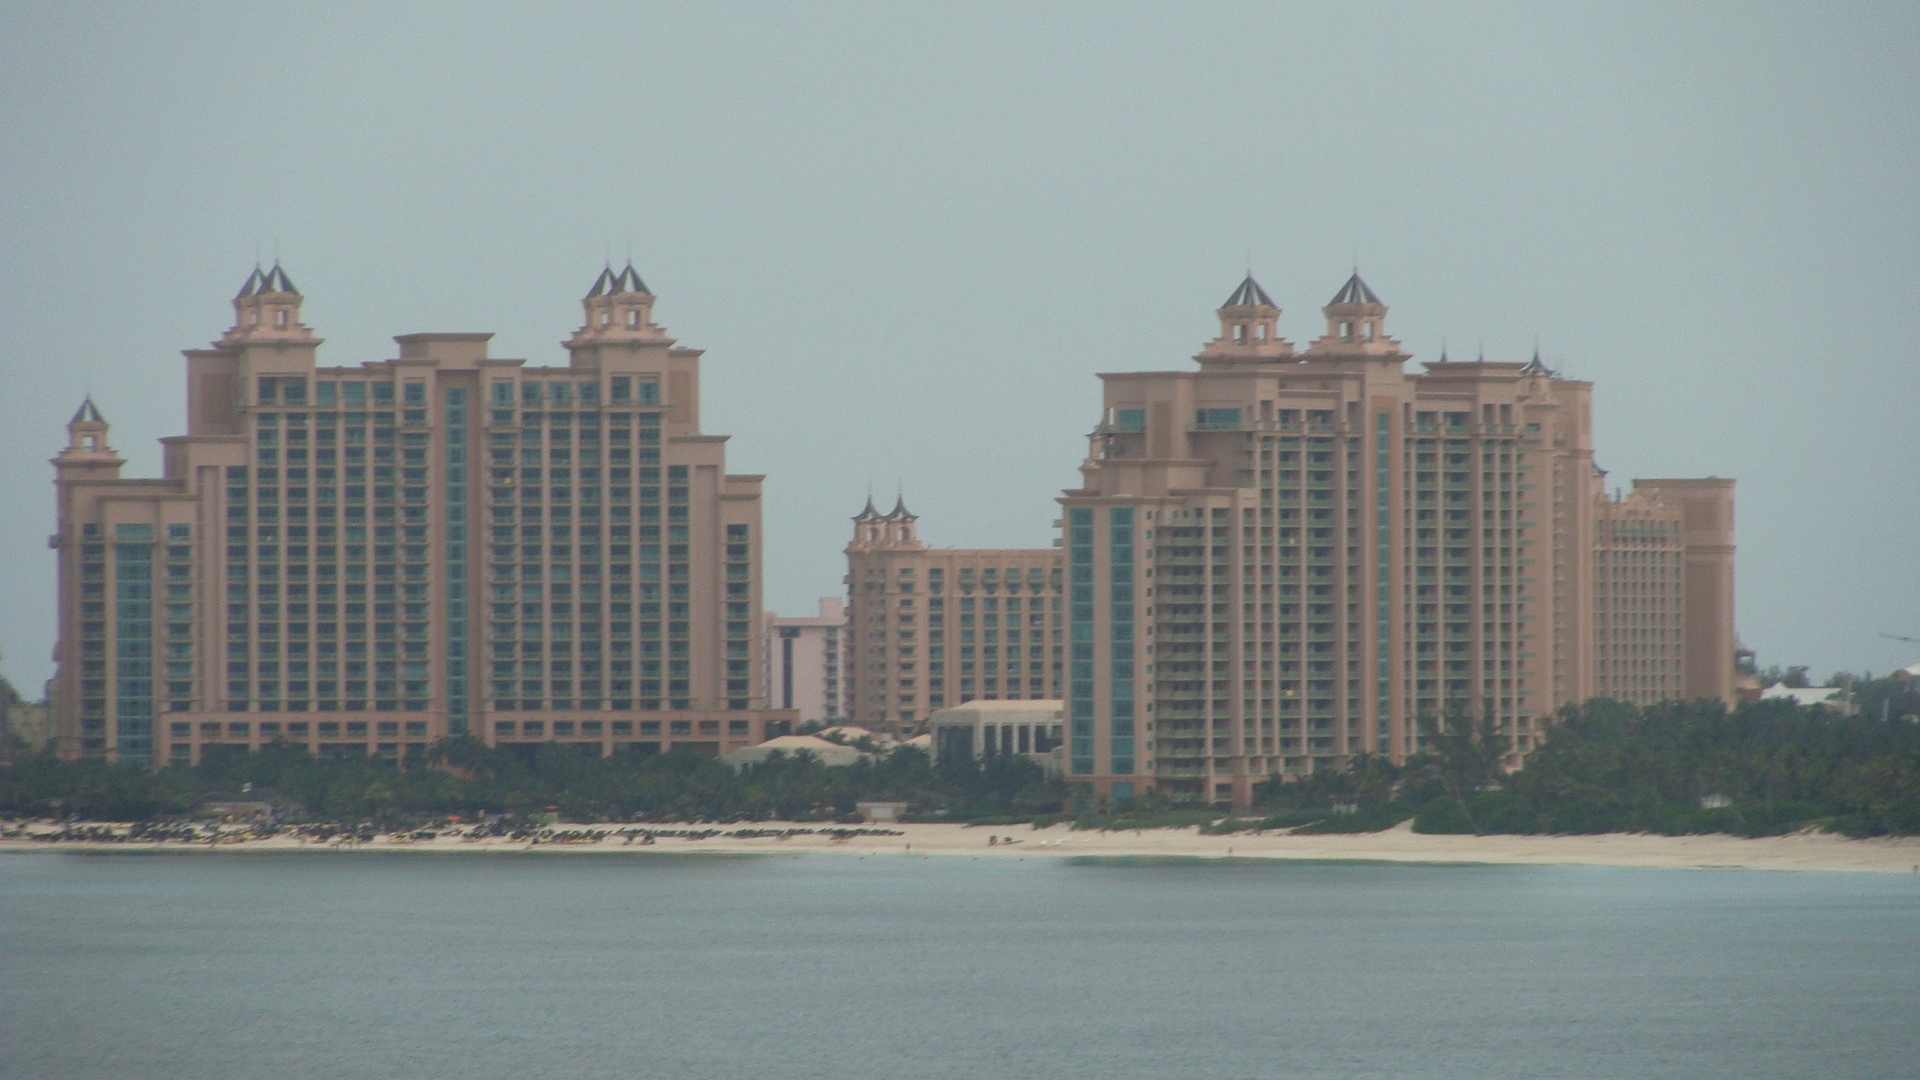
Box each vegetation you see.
[2,692,1916,837]
[0,740,1066,827]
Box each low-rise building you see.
[719,733,871,769]
[928,699,1064,775]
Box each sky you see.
[1,2,1916,694]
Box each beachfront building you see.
[1591,479,1736,707]
[47,264,795,766]
[843,501,1063,739]
[1059,274,1737,804]
[764,597,848,724]
[928,699,1064,775]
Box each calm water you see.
[2,852,1917,1080]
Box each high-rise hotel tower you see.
[1061,275,1733,804]
[49,264,794,766]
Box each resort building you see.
[1059,274,1736,804]
[764,597,848,724]
[1591,478,1735,706]
[928,699,1065,775]
[47,264,795,766]
[843,501,1063,738]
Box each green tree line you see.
[0,739,1064,826]
[2,695,1916,835]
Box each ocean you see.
[2,851,1916,1080]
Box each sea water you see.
[1,852,1916,1080]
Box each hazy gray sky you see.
[2,2,1915,693]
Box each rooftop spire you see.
[235,265,262,300]
[1221,275,1275,308]
[889,493,914,519]
[615,260,650,295]
[1306,269,1401,359]
[70,396,105,425]
[585,265,614,299]
[259,261,298,295]
[1329,272,1381,306]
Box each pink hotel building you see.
[47,263,1733,799]
[1059,275,1734,804]
[49,265,794,766]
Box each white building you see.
[765,597,847,723]
[929,699,1064,775]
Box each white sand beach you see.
[6,820,1920,873]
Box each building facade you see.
[1059,275,1736,804]
[928,699,1064,775]
[843,501,1063,738]
[1591,478,1735,707]
[764,597,847,724]
[48,264,794,766]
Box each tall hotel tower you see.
[49,264,794,766]
[1061,275,1733,804]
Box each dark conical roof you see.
[889,494,914,519]
[1520,347,1555,376]
[1222,275,1275,308]
[70,396,105,425]
[261,262,299,295]
[1329,272,1381,306]
[237,262,299,297]
[615,261,650,295]
[586,266,614,299]
[854,496,880,521]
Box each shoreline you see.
[6,821,1920,873]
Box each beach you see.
[6,820,1919,872]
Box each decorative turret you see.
[1519,346,1555,377]
[1196,275,1293,362]
[851,496,885,546]
[1305,271,1404,358]
[53,396,124,476]
[848,493,923,550]
[220,262,315,345]
[570,260,665,345]
[885,494,918,545]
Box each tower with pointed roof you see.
[569,261,664,350]
[1305,272,1403,358]
[55,397,120,469]
[222,262,315,346]
[1197,276,1292,363]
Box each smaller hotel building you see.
[843,501,1063,738]
[764,597,848,724]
